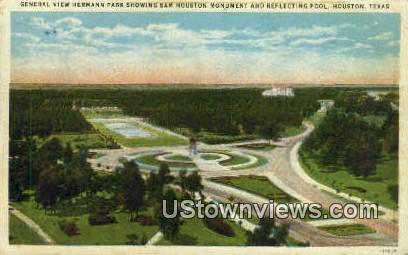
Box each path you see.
[9,207,55,244]
[146,231,163,245]
[87,116,398,246]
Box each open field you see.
[157,217,248,246]
[300,151,398,210]
[37,132,118,150]
[9,213,44,245]
[210,175,297,203]
[279,126,305,137]
[11,196,159,245]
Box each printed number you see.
[381,248,397,254]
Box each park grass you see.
[299,150,398,210]
[11,196,159,245]
[279,126,305,137]
[37,132,117,150]
[317,224,375,236]
[242,153,268,169]
[9,213,45,245]
[137,154,196,168]
[220,153,250,167]
[210,175,296,203]
[91,121,188,148]
[201,154,222,160]
[80,108,125,119]
[165,154,192,161]
[218,152,268,170]
[306,112,325,126]
[237,143,276,151]
[157,217,248,246]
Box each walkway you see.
[9,207,55,244]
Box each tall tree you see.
[184,171,203,199]
[35,167,60,214]
[246,218,288,246]
[118,161,145,221]
[257,121,281,144]
[156,189,180,241]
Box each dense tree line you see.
[10,90,92,139]
[11,88,336,140]
[303,91,399,178]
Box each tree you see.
[388,184,398,204]
[35,167,59,214]
[156,189,180,240]
[38,137,64,164]
[62,142,73,162]
[257,121,281,144]
[118,161,145,221]
[158,163,172,190]
[146,172,161,201]
[345,131,381,177]
[184,171,203,199]
[246,217,288,246]
[177,170,188,197]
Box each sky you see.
[11,12,400,85]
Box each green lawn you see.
[80,108,126,119]
[201,154,222,160]
[299,150,398,210]
[157,217,248,246]
[9,213,45,245]
[218,152,268,170]
[210,175,296,203]
[11,196,159,245]
[317,224,375,236]
[37,132,118,149]
[306,112,325,126]
[220,153,250,167]
[91,121,188,148]
[237,143,276,151]
[279,126,305,137]
[137,154,196,168]
[165,154,192,161]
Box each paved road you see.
[90,121,398,246]
[199,122,398,245]
[203,181,395,246]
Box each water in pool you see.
[105,123,152,138]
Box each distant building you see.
[317,100,334,113]
[367,91,389,101]
[262,87,294,97]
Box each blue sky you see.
[11,12,400,85]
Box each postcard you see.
[0,0,407,254]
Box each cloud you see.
[289,37,351,47]
[368,32,393,41]
[353,42,373,49]
[12,33,41,43]
[12,16,399,85]
[387,40,399,47]
[32,17,53,30]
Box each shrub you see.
[88,214,117,225]
[203,218,235,237]
[58,220,80,236]
[136,215,156,226]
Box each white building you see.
[262,87,294,97]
